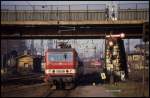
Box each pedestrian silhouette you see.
[111,5,115,20]
[112,11,115,20]
[105,6,109,21]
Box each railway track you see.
[2,73,44,85]
[2,83,48,93]
[43,84,74,97]
[43,88,56,97]
[1,83,52,97]
[44,88,72,97]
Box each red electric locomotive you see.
[44,48,83,89]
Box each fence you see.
[118,3,149,20]
[1,3,149,21]
[1,4,106,21]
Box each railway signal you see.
[107,33,125,48]
[106,33,125,38]
[108,41,113,47]
[105,32,128,83]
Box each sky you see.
[1,1,148,58]
[1,1,149,5]
[1,1,149,17]
[1,1,149,11]
[26,39,144,58]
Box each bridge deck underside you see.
[1,20,146,25]
[1,22,144,39]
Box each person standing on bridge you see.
[111,5,116,21]
[105,6,109,21]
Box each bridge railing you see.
[1,4,106,21]
[118,3,149,21]
[1,3,149,22]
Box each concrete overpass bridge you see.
[1,3,149,39]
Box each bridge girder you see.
[1,21,147,39]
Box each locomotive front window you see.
[48,52,73,62]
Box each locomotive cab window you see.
[64,53,67,60]
[48,52,73,62]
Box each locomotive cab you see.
[44,48,83,89]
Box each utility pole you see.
[74,39,75,49]
[31,40,34,55]
[142,40,146,96]
[142,22,149,96]
[128,39,130,54]
[94,46,96,58]
[41,40,43,56]
[127,39,130,69]
[56,40,57,49]
[1,55,3,69]
[6,40,8,69]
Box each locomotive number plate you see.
[56,69,65,73]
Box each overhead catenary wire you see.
[26,1,34,10]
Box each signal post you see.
[105,32,128,83]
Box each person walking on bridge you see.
[111,5,116,21]
[105,6,109,21]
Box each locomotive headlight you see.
[45,69,50,74]
[45,70,48,74]
[45,69,53,74]
[70,69,76,74]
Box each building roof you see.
[16,54,34,59]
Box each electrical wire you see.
[26,1,34,10]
